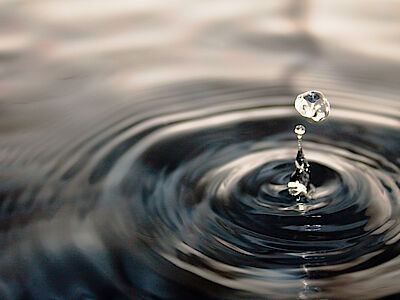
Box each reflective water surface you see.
[1,1,400,299]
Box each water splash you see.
[288,91,331,200]
[287,125,310,198]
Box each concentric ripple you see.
[94,91,400,299]
[1,85,400,300]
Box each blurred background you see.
[1,0,400,120]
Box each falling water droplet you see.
[294,124,306,136]
[287,125,310,198]
[295,90,330,122]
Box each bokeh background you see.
[1,0,400,128]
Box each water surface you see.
[1,1,400,299]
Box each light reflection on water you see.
[1,1,400,299]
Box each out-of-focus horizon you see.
[1,0,399,146]
[2,0,400,94]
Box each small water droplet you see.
[294,124,306,137]
[295,90,330,122]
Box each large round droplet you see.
[295,90,330,122]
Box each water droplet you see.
[295,90,330,122]
[294,124,306,137]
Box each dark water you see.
[1,1,400,299]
